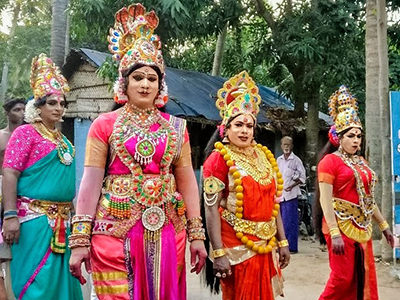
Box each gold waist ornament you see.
[222,209,277,241]
[333,197,374,243]
[28,199,72,220]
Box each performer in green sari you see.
[1,54,83,300]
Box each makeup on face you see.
[340,127,362,155]
[126,66,159,109]
[226,114,255,148]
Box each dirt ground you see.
[186,238,400,300]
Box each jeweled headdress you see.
[328,85,362,134]
[216,71,261,125]
[108,3,168,106]
[30,53,69,101]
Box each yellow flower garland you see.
[214,141,284,254]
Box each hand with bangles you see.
[69,246,91,285]
[213,256,232,279]
[2,217,20,245]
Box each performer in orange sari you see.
[68,4,207,300]
[317,86,395,300]
[203,71,290,300]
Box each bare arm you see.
[69,166,104,284]
[319,182,344,255]
[373,205,395,248]
[174,165,207,274]
[2,168,21,244]
[319,182,338,230]
[174,165,201,218]
[74,166,105,215]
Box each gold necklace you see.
[214,141,284,254]
[225,144,273,185]
[33,122,75,165]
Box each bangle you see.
[3,210,17,218]
[278,239,289,248]
[212,248,226,258]
[379,220,389,232]
[71,214,93,224]
[68,235,91,249]
[187,216,203,229]
[329,227,341,238]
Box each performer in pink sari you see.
[68,4,207,300]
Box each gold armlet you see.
[277,239,289,248]
[329,227,341,238]
[379,220,389,232]
[212,248,226,258]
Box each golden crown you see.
[216,71,261,125]
[30,53,69,101]
[108,3,164,74]
[328,85,362,133]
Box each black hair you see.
[3,98,25,112]
[34,95,68,109]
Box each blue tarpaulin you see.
[77,48,294,124]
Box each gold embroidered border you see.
[333,197,374,229]
[222,209,276,240]
[94,284,129,295]
[92,271,127,281]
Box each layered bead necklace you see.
[123,103,170,165]
[214,141,284,254]
[338,147,377,216]
[34,122,75,165]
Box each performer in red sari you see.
[68,4,207,300]
[317,85,395,300]
[203,71,290,300]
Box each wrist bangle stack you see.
[379,220,389,232]
[68,215,93,249]
[277,239,289,248]
[187,216,206,242]
[212,248,226,258]
[3,210,18,220]
[329,227,341,238]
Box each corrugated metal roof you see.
[65,48,331,125]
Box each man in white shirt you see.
[277,136,306,253]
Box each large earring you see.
[222,136,229,143]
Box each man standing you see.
[0,98,25,300]
[277,136,306,253]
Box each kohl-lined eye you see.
[132,74,145,81]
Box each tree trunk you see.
[1,1,20,103]
[365,0,382,240]
[212,23,228,76]
[305,84,320,183]
[377,0,392,261]
[50,0,69,67]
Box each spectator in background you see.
[0,97,25,300]
[277,136,306,253]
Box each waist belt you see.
[332,197,373,243]
[18,197,72,254]
[222,209,277,241]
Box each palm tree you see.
[50,0,69,67]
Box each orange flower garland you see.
[214,141,284,254]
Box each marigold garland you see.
[214,141,284,254]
